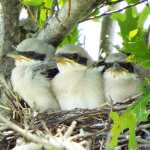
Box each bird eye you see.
[71,53,79,60]
[105,62,113,68]
[30,51,35,56]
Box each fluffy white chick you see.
[8,38,60,111]
[103,53,142,103]
[51,44,105,110]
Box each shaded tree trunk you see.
[0,0,21,77]
[99,16,114,58]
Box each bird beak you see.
[112,62,121,69]
[53,56,75,64]
[6,51,32,61]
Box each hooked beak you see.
[53,56,75,64]
[6,51,32,61]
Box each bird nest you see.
[0,75,149,150]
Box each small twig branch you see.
[137,123,150,131]
[0,114,59,149]
[67,0,71,17]
[50,0,58,17]
[64,121,76,138]
[82,0,147,22]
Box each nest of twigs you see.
[0,75,150,150]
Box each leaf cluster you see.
[109,3,150,150]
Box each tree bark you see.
[0,0,21,77]
[0,0,21,53]
[99,16,114,58]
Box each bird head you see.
[102,53,135,79]
[54,44,93,73]
[7,50,47,66]
[7,38,56,66]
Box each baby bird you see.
[7,38,60,111]
[51,44,105,110]
[102,53,142,103]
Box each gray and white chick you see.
[102,53,142,103]
[7,38,60,111]
[51,44,106,110]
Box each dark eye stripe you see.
[16,50,46,61]
[102,62,134,73]
[57,53,87,65]
[119,62,134,73]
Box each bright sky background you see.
[78,3,150,60]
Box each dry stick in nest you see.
[0,114,90,150]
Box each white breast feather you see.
[11,63,60,111]
[51,68,105,110]
[103,70,142,103]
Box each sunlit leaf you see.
[44,0,53,9]
[111,7,139,42]
[110,94,150,149]
[125,55,137,62]
[23,0,44,5]
[126,0,140,4]
[58,0,67,7]
[40,9,47,27]
[110,109,137,149]
[128,29,138,40]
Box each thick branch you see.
[0,0,21,78]
[0,0,21,54]
[37,0,105,47]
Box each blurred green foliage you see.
[110,4,150,150]
[59,27,80,47]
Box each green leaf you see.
[39,9,47,27]
[131,94,150,122]
[110,94,150,149]
[123,38,150,62]
[128,29,138,40]
[44,0,53,9]
[141,87,150,94]
[111,7,139,42]
[59,27,80,46]
[126,0,140,4]
[23,0,44,5]
[58,0,67,7]
[138,6,150,29]
[110,109,137,149]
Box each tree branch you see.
[84,0,147,21]
[36,0,106,47]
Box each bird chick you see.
[51,44,105,110]
[7,38,60,111]
[102,53,142,103]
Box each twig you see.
[116,93,143,104]
[137,123,150,130]
[82,0,147,22]
[50,0,58,17]
[0,114,59,149]
[64,121,76,138]
[68,0,71,17]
